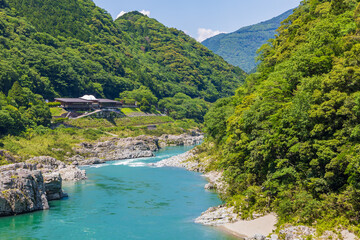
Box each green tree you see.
[204,97,234,142]
[8,82,28,107]
[0,110,15,136]
[24,103,51,127]
[120,86,158,106]
[139,97,151,112]
[158,93,210,122]
[202,0,360,231]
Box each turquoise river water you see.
[0,145,237,240]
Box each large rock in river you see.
[0,156,85,217]
[0,169,49,216]
[43,172,66,201]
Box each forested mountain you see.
[116,12,246,102]
[204,0,360,233]
[0,0,245,101]
[202,9,293,72]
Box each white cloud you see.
[116,10,150,19]
[139,10,151,17]
[197,28,225,42]
[116,11,127,19]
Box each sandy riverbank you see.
[155,149,359,240]
[220,214,277,239]
[154,150,278,239]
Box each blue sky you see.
[93,0,302,41]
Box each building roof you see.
[55,98,121,104]
[80,95,97,101]
[98,99,121,103]
[55,98,92,103]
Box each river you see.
[0,145,237,240]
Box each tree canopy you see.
[0,82,51,136]
[159,93,210,122]
[120,86,158,106]
[204,0,360,233]
[0,0,246,103]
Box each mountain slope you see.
[0,0,245,102]
[202,9,293,72]
[116,12,246,101]
[204,0,360,233]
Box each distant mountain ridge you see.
[202,9,293,72]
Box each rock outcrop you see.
[43,172,66,201]
[150,151,197,168]
[0,156,86,216]
[26,156,86,181]
[0,169,49,216]
[74,134,203,163]
[58,166,86,181]
[151,149,227,193]
[278,226,357,240]
[158,134,203,148]
[70,156,105,166]
[203,171,228,194]
[195,205,238,226]
[75,136,157,162]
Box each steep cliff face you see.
[0,169,49,216]
[0,157,86,216]
[43,172,65,201]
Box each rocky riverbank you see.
[195,205,238,226]
[151,150,238,220]
[0,133,203,217]
[153,149,359,240]
[152,150,280,239]
[70,133,203,164]
[149,151,197,168]
[275,225,357,240]
[0,156,86,216]
[151,150,228,193]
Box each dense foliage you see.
[0,0,245,103]
[0,82,51,136]
[159,93,210,122]
[119,86,158,112]
[205,0,360,232]
[202,9,293,72]
[116,12,246,102]
[120,86,157,105]
[119,88,210,121]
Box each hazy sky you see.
[93,0,302,42]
